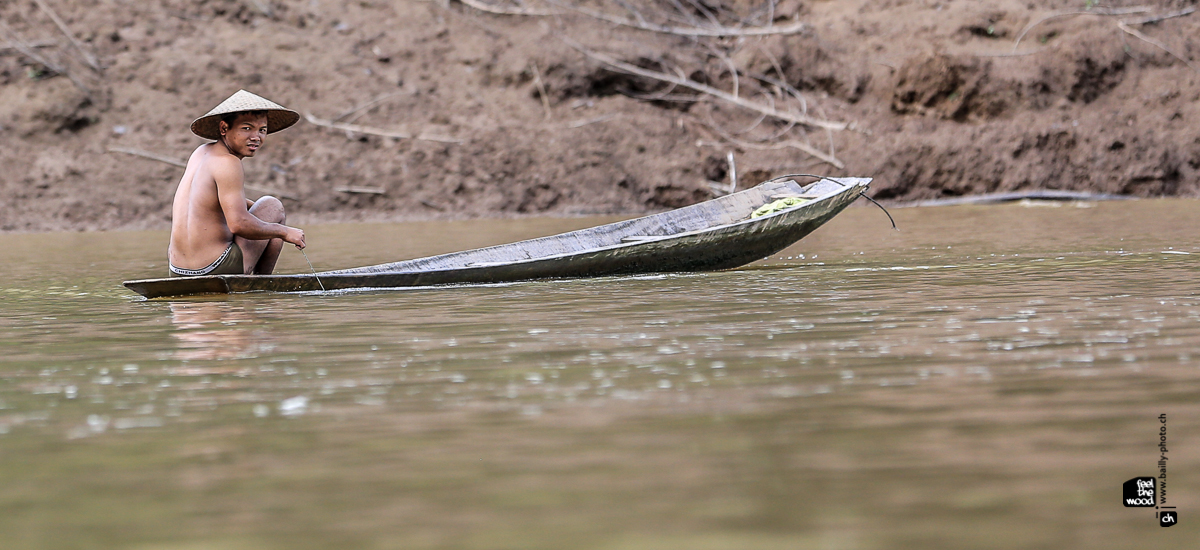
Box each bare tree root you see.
[563,37,849,131]
[304,113,465,144]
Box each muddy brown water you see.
[2,200,1198,549]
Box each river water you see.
[1,200,1197,549]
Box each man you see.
[168,90,306,277]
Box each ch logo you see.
[1159,511,1178,527]
[1123,477,1156,507]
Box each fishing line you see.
[299,248,325,291]
[860,192,899,231]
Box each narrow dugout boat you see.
[124,176,871,298]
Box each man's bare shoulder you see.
[206,150,244,184]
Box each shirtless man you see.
[168,90,306,277]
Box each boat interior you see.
[330,177,855,275]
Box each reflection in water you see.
[169,302,269,361]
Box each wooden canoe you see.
[124,176,870,298]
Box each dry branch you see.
[335,186,387,195]
[565,113,620,128]
[1117,20,1200,73]
[700,115,844,169]
[305,113,464,144]
[0,19,90,92]
[457,0,807,37]
[1011,6,1152,52]
[107,147,297,199]
[563,38,849,131]
[420,199,448,211]
[726,151,737,193]
[548,0,808,37]
[334,91,409,122]
[1122,6,1196,26]
[107,147,186,168]
[457,0,558,16]
[0,39,57,53]
[723,132,843,169]
[531,61,552,120]
[32,0,101,72]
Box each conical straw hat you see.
[190,89,300,140]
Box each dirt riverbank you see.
[2,0,1198,232]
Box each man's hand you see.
[283,226,306,249]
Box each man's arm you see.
[212,158,306,248]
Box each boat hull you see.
[124,177,869,298]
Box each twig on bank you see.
[562,37,849,131]
[245,185,298,201]
[304,113,464,144]
[747,70,808,115]
[704,120,844,169]
[546,0,808,37]
[970,50,1046,58]
[1117,20,1200,73]
[531,61,552,120]
[456,0,558,16]
[32,0,101,72]
[335,186,387,195]
[0,39,57,53]
[1012,6,1152,52]
[701,41,740,99]
[704,180,731,196]
[611,0,650,27]
[457,0,808,37]
[1122,6,1196,26]
[0,22,60,72]
[107,147,186,168]
[0,19,91,93]
[334,91,409,122]
[107,147,297,199]
[244,0,273,17]
[726,152,736,193]
[565,113,619,128]
[420,199,448,211]
[702,117,845,169]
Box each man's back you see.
[168,143,239,270]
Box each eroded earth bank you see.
[2,0,1198,231]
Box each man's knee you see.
[252,195,286,224]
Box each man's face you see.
[219,113,269,158]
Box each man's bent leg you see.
[235,196,286,275]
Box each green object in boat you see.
[751,197,809,219]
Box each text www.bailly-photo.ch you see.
[1122,414,1177,527]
